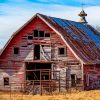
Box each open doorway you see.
[71,74,76,87]
[26,63,51,81]
[34,45,40,60]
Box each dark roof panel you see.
[49,16,100,49]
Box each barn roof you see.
[0,13,100,64]
[37,14,100,64]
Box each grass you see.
[0,90,100,100]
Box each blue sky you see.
[0,0,100,48]
[0,0,87,6]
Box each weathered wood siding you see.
[84,64,100,89]
[0,16,82,90]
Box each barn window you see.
[14,47,19,54]
[4,77,9,86]
[45,33,50,37]
[39,31,44,37]
[21,46,27,47]
[58,47,66,56]
[28,36,33,40]
[33,30,38,37]
[71,74,76,87]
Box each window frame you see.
[13,47,19,55]
[28,35,33,40]
[4,77,9,86]
[58,47,66,56]
[33,30,51,39]
[39,31,44,37]
[33,30,39,37]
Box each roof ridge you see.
[37,13,80,24]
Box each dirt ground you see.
[0,90,100,100]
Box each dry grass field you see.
[0,90,100,100]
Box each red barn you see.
[0,12,100,92]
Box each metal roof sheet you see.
[49,16,100,49]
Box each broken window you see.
[28,36,33,40]
[33,30,51,39]
[4,77,9,86]
[14,47,19,54]
[39,31,44,37]
[21,46,27,47]
[45,33,50,37]
[71,74,76,87]
[58,47,66,55]
[33,30,38,37]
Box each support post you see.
[40,70,42,95]
[59,71,60,92]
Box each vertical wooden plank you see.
[66,68,67,90]
[59,71,60,92]
[10,83,11,100]
[40,69,42,95]
[33,81,34,95]
[32,44,34,60]
[24,62,26,92]
[49,69,50,94]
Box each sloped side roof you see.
[0,13,100,64]
[38,14,100,64]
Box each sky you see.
[0,0,100,48]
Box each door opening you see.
[34,45,40,60]
[26,63,51,81]
[71,74,76,87]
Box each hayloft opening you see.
[26,63,51,81]
[14,47,19,54]
[34,45,40,60]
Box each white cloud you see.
[85,6,100,25]
[0,2,100,49]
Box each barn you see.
[0,11,100,93]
